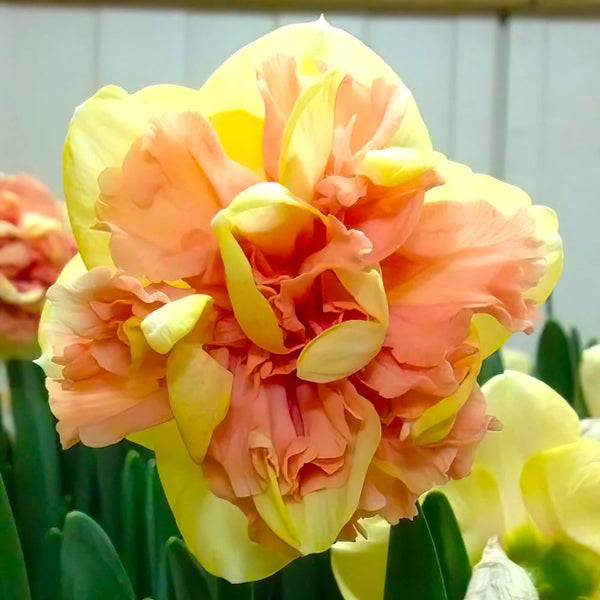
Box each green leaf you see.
[383,504,448,600]
[33,527,62,600]
[217,579,255,600]
[568,327,590,419]
[166,537,215,600]
[61,511,135,600]
[95,443,126,546]
[6,360,63,584]
[0,471,31,600]
[282,551,342,600]
[477,350,504,386]
[254,572,282,600]
[146,459,178,599]
[535,319,575,404]
[422,492,471,600]
[121,449,151,598]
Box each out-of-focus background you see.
[0,2,598,349]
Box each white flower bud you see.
[465,537,538,600]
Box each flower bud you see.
[465,537,538,600]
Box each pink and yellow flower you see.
[0,174,76,359]
[38,19,563,581]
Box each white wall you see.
[1,5,598,345]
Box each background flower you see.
[39,20,562,581]
[581,344,600,417]
[443,371,600,599]
[0,173,76,359]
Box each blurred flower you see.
[39,19,562,581]
[0,174,76,359]
[500,346,533,374]
[581,344,600,417]
[443,371,600,599]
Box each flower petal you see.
[581,345,600,418]
[521,438,600,556]
[199,18,431,152]
[153,420,293,582]
[252,390,381,554]
[330,517,390,600]
[166,342,233,464]
[474,372,580,533]
[141,294,214,354]
[64,84,206,269]
[297,266,388,383]
[278,69,344,199]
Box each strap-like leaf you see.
[6,360,63,585]
[477,350,503,386]
[0,472,31,600]
[121,449,151,598]
[61,510,135,600]
[422,492,471,600]
[535,319,574,404]
[166,537,214,600]
[383,504,448,600]
[282,551,342,600]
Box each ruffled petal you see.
[153,421,294,583]
[64,84,207,269]
[199,18,431,152]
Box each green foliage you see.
[6,360,63,595]
[282,551,341,600]
[166,537,214,600]
[477,350,504,385]
[384,503,448,600]
[422,492,471,600]
[61,511,135,600]
[0,472,31,600]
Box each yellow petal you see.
[521,438,600,556]
[525,205,563,305]
[473,372,580,533]
[64,84,205,269]
[208,110,265,177]
[253,393,381,554]
[411,352,481,445]
[166,342,233,464]
[140,294,214,354]
[581,345,600,418]
[211,182,325,354]
[442,469,507,564]
[331,517,390,600]
[153,420,293,582]
[278,69,344,199]
[199,17,430,151]
[297,266,388,384]
[297,320,386,384]
[471,313,511,360]
[356,148,441,187]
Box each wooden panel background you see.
[0,5,598,347]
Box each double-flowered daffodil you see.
[0,173,76,359]
[38,18,563,581]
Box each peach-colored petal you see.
[0,173,76,359]
[97,111,259,282]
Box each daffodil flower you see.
[581,344,600,417]
[0,174,76,359]
[39,19,562,582]
[443,371,600,599]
